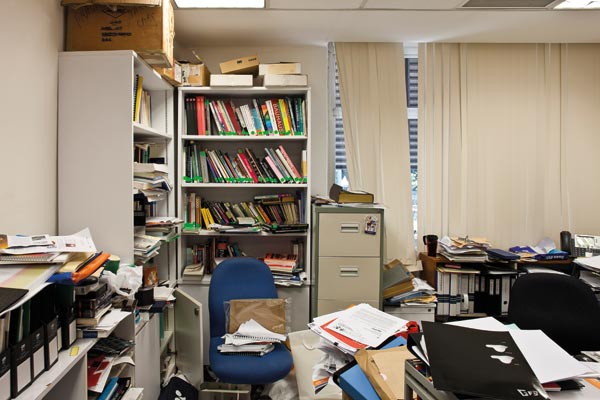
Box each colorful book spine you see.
[278,99,291,133]
[277,145,302,181]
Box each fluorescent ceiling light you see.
[554,0,600,8]
[175,0,265,8]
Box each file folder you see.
[0,349,10,400]
[10,336,32,398]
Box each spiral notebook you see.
[0,252,61,265]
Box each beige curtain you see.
[418,43,600,251]
[335,43,415,265]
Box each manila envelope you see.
[355,346,415,400]
[228,298,286,334]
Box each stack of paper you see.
[438,236,490,262]
[386,277,436,305]
[133,233,162,264]
[308,303,409,355]
[218,319,286,356]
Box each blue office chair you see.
[208,257,293,384]
[508,273,600,354]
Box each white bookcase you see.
[176,86,312,363]
[58,51,203,395]
[58,50,177,283]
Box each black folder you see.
[422,321,549,400]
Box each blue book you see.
[98,377,119,400]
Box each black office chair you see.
[508,273,600,354]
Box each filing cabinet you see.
[312,205,384,317]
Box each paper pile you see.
[218,319,286,356]
[438,236,490,262]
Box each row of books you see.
[184,95,306,136]
[133,74,151,127]
[183,238,246,276]
[183,193,305,230]
[133,143,164,165]
[183,144,306,185]
[436,264,519,317]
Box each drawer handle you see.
[339,223,360,233]
[339,266,359,277]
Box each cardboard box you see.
[62,0,161,5]
[65,0,174,68]
[155,61,182,86]
[263,74,308,87]
[210,74,253,87]
[219,55,259,75]
[258,63,302,75]
[181,63,211,86]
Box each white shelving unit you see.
[58,50,177,284]
[58,51,203,394]
[176,86,312,363]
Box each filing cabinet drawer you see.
[317,257,380,301]
[318,213,381,257]
[317,299,380,317]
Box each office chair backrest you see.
[208,257,277,338]
[508,273,600,354]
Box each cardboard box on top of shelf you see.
[180,63,211,86]
[61,0,161,6]
[210,74,253,87]
[65,0,174,68]
[263,74,308,87]
[155,61,182,86]
[219,55,260,75]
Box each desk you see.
[404,359,600,400]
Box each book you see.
[133,75,143,122]
[98,376,119,400]
[329,183,374,203]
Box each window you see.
[331,44,418,232]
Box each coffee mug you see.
[423,234,438,257]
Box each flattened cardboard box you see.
[155,61,182,86]
[65,0,174,68]
[220,55,259,75]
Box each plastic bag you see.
[101,264,143,298]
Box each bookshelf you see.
[58,51,203,395]
[176,86,312,363]
[58,50,177,284]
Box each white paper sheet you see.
[448,316,509,332]
[326,303,408,347]
[509,330,593,384]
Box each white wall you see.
[0,1,63,234]
[175,45,331,197]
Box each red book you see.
[224,101,242,134]
[237,150,259,183]
[195,96,205,135]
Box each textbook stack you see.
[262,252,307,287]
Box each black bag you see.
[159,376,198,400]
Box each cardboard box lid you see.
[62,0,161,6]
[220,55,259,75]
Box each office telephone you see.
[561,231,600,257]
